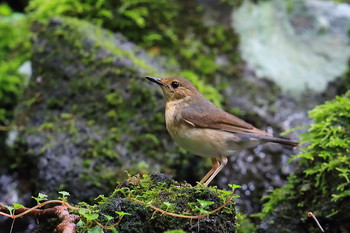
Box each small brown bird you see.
[145,76,298,186]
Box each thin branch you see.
[0,201,79,233]
[0,200,78,219]
[308,212,325,233]
[126,192,235,219]
[94,217,123,229]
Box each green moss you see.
[258,91,350,231]
[74,173,238,232]
[26,0,244,85]
[0,10,31,124]
[236,213,257,233]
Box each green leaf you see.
[3,204,14,213]
[87,225,103,233]
[12,203,25,209]
[32,193,48,204]
[115,211,131,217]
[228,184,241,191]
[58,191,70,197]
[197,199,214,209]
[103,214,113,222]
[84,213,99,221]
[109,228,119,233]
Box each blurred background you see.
[0,0,349,232]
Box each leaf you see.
[87,225,103,233]
[163,202,173,208]
[115,211,131,217]
[12,203,25,209]
[3,204,14,213]
[84,213,99,221]
[32,193,48,204]
[197,199,214,209]
[58,191,70,197]
[103,214,113,222]
[228,184,241,191]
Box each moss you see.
[236,213,257,233]
[0,6,31,166]
[26,0,245,87]
[258,91,350,232]
[74,173,237,232]
[0,9,31,125]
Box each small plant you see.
[192,199,214,214]
[32,193,48,204]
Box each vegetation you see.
[1,0,236,201]
[0,4,31,125]
[258,91,350,232]
[0,173,238,232]
[1,0,349,232]
[26,0,243,82]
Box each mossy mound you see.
[75,173,237,233]
[257,91,350,232]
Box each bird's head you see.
[145,76,201,103]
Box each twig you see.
[126,192,235,219]
[308,212,325,233]
[94,217,123,229]
[0,200,78,219]
[0,201,79,233]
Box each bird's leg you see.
[196,158,219,187]
[204,155,228,186]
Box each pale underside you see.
[165,98,265,158]
[169,126,260,158]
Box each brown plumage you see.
[146,76,298,186]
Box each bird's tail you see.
[260,136,298,147]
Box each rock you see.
[232,0,350,93]
[32,173,236,232]
[98,174,237,233]
[257,91,350,232]
[14,17,176,202]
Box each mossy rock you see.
[82,173,236,232]
[32,173,237,232]
[10,16,226,204]
[257,91,350,232]
[12,17,175,203]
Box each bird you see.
[145,76,298,186]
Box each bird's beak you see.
[145,76,167,87]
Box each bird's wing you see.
[180,101,272,136]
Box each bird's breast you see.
[164,101,261,157]
[165,102,232,157]
[165,100,187,131]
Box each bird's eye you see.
[171,81,180,89]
